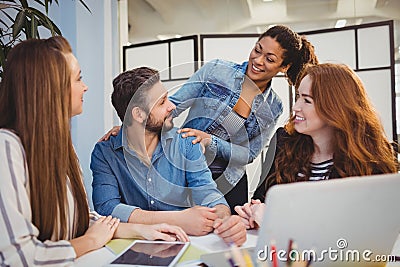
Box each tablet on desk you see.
[107,240,190,267]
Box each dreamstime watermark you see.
[257,238,398,263]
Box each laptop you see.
[202,173,400,266]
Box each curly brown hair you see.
[267,63,397,188]
[259,25,319,86]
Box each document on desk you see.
[103,232,259,266]
[189,231,258,253]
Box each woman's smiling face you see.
[67,53,88,117]
[246,36,289,89]
[292,74,332,138]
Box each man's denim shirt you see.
[169,59,283,186]
[90,126,228,222]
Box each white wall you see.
[49,0,119,208]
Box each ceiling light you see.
[335,19,347,28]
[262,0,273,2]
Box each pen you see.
[225,251,235,267]
[290,242,298,263]
[271,241,278,267]
[243,249,254,267]
[256,260,270,267]
[231,243,246,267]
[304,247,316,267]
[306,254,313,267]
[286,239,293,265]
[305,253,313,267]
[289,260,306,267]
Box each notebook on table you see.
[202,173,400,267]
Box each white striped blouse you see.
[297,159,334,181]
[0,129,77,266]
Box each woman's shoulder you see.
[203,59,244,73]
[0,128,22,146]
[0,129,27,183]
[274,127,292,148]
[205,58,236,66]
[275,127,290,138]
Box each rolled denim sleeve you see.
[209,134,252,164]
[90,143,139,222]
[111,204,137,222]
[169,60,214,117]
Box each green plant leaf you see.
[32,0,45,7]
[44,0,48,13]
[32,0,56,14]
[78,0,91,13]
[0,3,13,9]
[12,10,25,38]
[24,19,31,39]
[20,0,28,8]
[29,7,61,35]
[0,44,5,66]
[48,18,61,35]
[30,13,37,38]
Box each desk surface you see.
[75,230,258,267]
[75,231,400,267]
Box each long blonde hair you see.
[0,36,89,241]
[268,63,397,187]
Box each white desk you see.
[75,232,400,267]
[74,230,258,267]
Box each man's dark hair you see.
[111,67,160,125]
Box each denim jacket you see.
[169,59,283,185]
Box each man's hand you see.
[213,215,247,246]
[178,206,218,236]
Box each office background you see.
[3,0,397,208]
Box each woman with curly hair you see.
[235,63,398,228]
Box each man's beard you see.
[145,113,174,133]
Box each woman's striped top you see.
[297,159,334,181]
[0,129,77,266]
